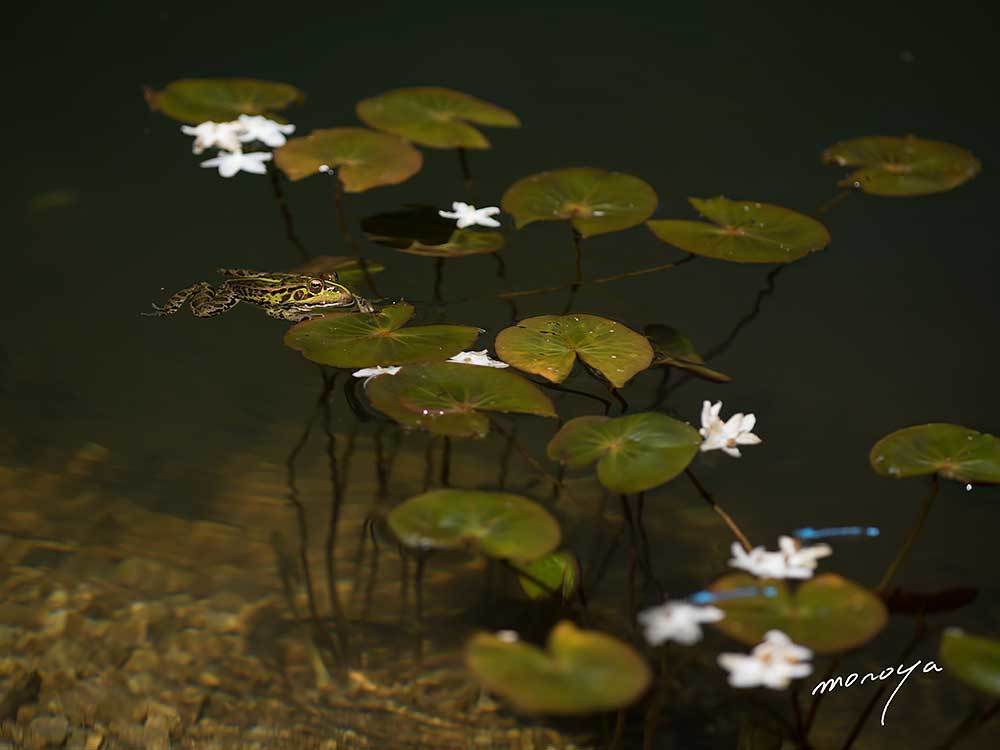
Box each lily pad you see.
[366,362,556,438]
[940,628,1000,697]
[645,324,731,383]
[710,573,888,653]
[273,128,422,192]
[466,621,651,715]
[144,78,304,123]
[869,424,1000,484]
[647,197,830,263]
[283,302,479,368]
[515,550,579,600]
[502,168,658,238]
[822,136,981,196]
[289,255,385,287]
[495,315,653,387]
[547,413,701,493]
[356,87,520,149]
[361,205,504,257]
[387,489,560,561]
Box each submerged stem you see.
[684,468,753,552]
[329,171,379,294]
[267,163,310,262]
[877,475,939,592]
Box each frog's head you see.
[292,277,356,308]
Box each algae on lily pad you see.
[144,78,304,123]
[356,87,520,149]
[502,167,658,238]
[822,135,981,196]
[547,413,701,493]
[274,127,422,192]
[710,573,888,653]
[387,488,560,561]
[366,362,556,438]
[645,324,731,383]
[940,628,1000,697]
[647,197,830,263]
[869,424,1000,484]
[289,255,385,287]
[283,302,479,368]
[515,550,579,600]
[466,621,651,715]
[495,315,652,387]
[361,205,504,257]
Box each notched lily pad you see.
[466,621,651,715]
[940,628,1000,697]
[144,78,304,123]
[547,412,701,493]
[645,324,731,382]
[361,205,504,257]
[502,167,658,238]
[710,573,888,653]
[366,362,556,438]
[647,197,830,263]
[822,135,981,196]
[515,550,579,600]
[387,488,560,561]
[274,128,422,192]
[289,255,385,287]
[495,314,652,388]
[356,87,520,149]
[283,302,479,368]
[869,423,1000,484]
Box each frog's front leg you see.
[190,285,240,317]
[355,295,377,314]
[263,307,321,322]
[142,282,211,317]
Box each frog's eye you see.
[308,279,324,293]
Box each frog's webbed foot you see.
[355,296,377,314]
[142,282,211,317]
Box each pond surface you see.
[3,2,999,749]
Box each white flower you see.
[699,400,762,457]
[438,201,501,229]
[352,365,401,385]
[447,350,509,368]
[199,150,273,177]
[718,630,813,689]
[728,536,832,580]
[181,121,245,154]
[637,600,724,646]
[237,114,296,148]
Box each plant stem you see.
[456,147,475,200]
[684,468,753,552]
[936,699,1000,750]
[877,475,939,592]
[319,371,350,659]
[562,227,584,314]
[817,189,852,215]
[267,163,310,262]
[329,171,379,294]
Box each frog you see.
[143,268,376,322]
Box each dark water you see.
[4,2,999,748]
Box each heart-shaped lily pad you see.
[515,550,579,600]
[647,197,830,263]
[645,324,731,383]
[466,620,651,715]
[366,362,556,438]
[822,136,981,196]
[273,128,422,192]
[356,87,520,149]
[547,413,701,493]
[361,205,504,257]
[387,489,560,561]
[502,168,658,238]
[495,315,653,388]
[940,628,1000,697]
[144,78,304,123]
[289,255,385,287]
[869,424,1000,484]
[710,573,888,653]
[283,302,479,368]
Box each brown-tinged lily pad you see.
[361,205,504,257]
[502,168,658,238]
[144,78,304,123]
[647,197,830,263]
[940,628,1000,697]
[274,128,422,192]
[869,424,1000,484]
[466,621,651,715]
[645,324,731,382]
[356,87,520,149]
[822,135,981,196]
[495,314,653,387]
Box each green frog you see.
[143,268,376,322]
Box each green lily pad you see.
[495,315,653,388]
[144,78,304,123]
[822,136,981,196]
[356,87,520,149]
[547,413,701,493]
[647,197,830,263]
[467,621,651,715]
[387,488,560,561]
[283,302,479,368]
[366,362,556,438]
[501,168,658,238]
[869,424,1000,484]
[645,324,731,383]
[710,573,888,653]
[274,128,422,192]
[940,628,1000,697]
[515,550,579,600]
[289,255,385,287]
[361,205,504,257]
